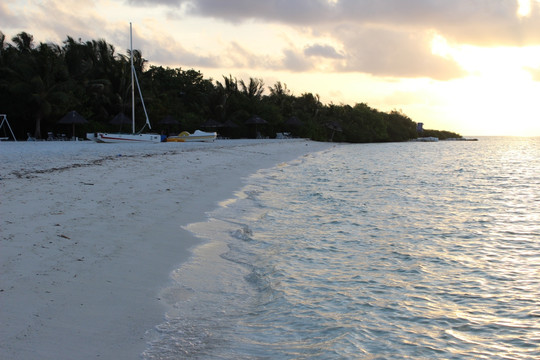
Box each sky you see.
[2,0,540,136]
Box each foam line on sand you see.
[0,139,333,359]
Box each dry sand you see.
[0,139,333,359]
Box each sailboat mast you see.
[130,22,135,134]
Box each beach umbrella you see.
[282,116,303,138]
[245,115,267,125]
[110,112,131,125]
[222,120,239,128]
[326,121,342,132]
[245,115,268,138]
[159,115,179,125]
[58,110,88,137]
[200,119,223,128]
[220,120,239,138]
[284,116,303,127]
[158,115,180,135]
[110,112,132,132]
[326,121,342,142]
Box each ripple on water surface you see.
[143,137,540,359]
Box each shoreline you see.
[0,139,333,359]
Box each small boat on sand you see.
[88,132,163,143]
[167,130,217,142]
[87,23,161,144]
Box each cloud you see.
[215,42,311,72]
[333,26,466,80]
[2,0,117,47]
[304,44,344,59]
[201,25,464,79]
[126,0,182,7]
[128,0,329,24]
[137,34,221,69]
[4,0,537,81]
[281,49,313,71]
[196,1,540,49]
[135,0,540,45]
[0,2,21,29]
[126,0,533,78]
[151,47,219,69]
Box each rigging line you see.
[132,66,152,131]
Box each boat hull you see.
[87,133,163,143]
[180,136,216,142]
[167,130,217,142]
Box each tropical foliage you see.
[0,31,461,141]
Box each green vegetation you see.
[0,31,461,141]
[419,129,462,140]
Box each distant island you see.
[0,31,462,142]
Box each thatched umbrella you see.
[283,116,303,137]
[284,116,303,127]
[245,115,268,138]
[159,115,180,135]
[220,120,239,138]
[109,112,131,132]
[245,115,267,125]
[110,112,131,125]
[222,120,239,128]
[58,111,88,138]
[200,119,223,129]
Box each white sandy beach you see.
[0,139,333,360]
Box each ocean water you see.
[143,137,540,359]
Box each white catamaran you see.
[87,23,162,143]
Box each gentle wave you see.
[144,137,540,359]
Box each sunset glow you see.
[2,0,540,136]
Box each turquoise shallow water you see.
[143,137,540,359]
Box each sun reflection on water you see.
[145,138,540,359]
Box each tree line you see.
[0,31,461,141]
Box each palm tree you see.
[267,81,295,119]
[240,77,264,99]
[0,31,6,63]
[7,34,71,138]
[30,43,71,138]
[214,75,240,122]
[11,32,33,54]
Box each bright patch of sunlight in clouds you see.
[3,0,540,136]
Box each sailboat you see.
[87,23,162,143]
